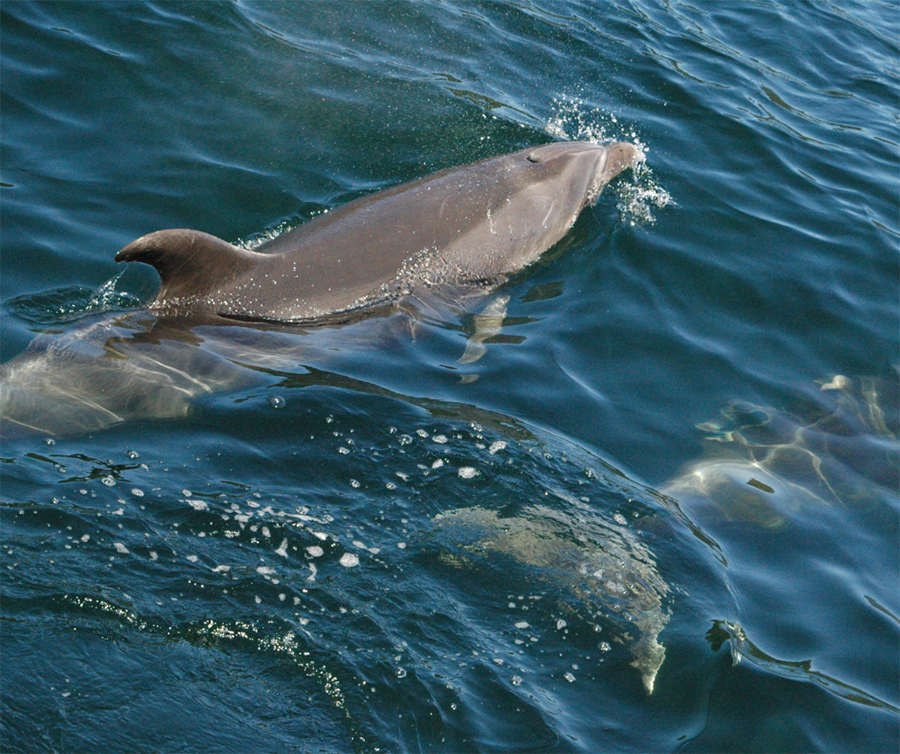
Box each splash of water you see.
[240,220,299,250]
[546,97,674,226]
[5,270,144,325]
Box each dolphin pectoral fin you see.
[458,294,510,365]
[115,229,262,304]
[459,341,487,365]
[631,636,666,695]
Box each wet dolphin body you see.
[115,141,639,323]
[1,141,638,437]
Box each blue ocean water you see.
[1,1,897,752]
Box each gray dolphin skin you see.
[115,141,639,322]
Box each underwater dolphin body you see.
[433,502,671,694]
[115,141,639,322]
[1,141,639,436]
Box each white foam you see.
[339,553,359,568]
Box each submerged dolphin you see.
[662,373,899,530]
[1,141,638,437]
[115,141,639,322]
[433,502,671,694]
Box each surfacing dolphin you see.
[1,141,639,437]
[115,141,639,322]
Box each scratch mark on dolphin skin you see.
[55,385,125,421]
[138,355,215,394]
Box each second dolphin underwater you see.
[1,141,640,436]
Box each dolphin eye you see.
[525,152,542,164]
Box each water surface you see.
[1,1,898,752]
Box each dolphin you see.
[662,373,899,530]
[432,501,671,694]
[115,141,639,323]
[1,141,639,437]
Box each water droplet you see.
[339,552,359,568]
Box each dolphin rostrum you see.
[115,141,639,322]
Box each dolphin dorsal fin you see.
[115,229,261,303]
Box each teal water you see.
[1,1,898,751]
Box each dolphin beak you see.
[587,141,641,203]
[607,141,641,177]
